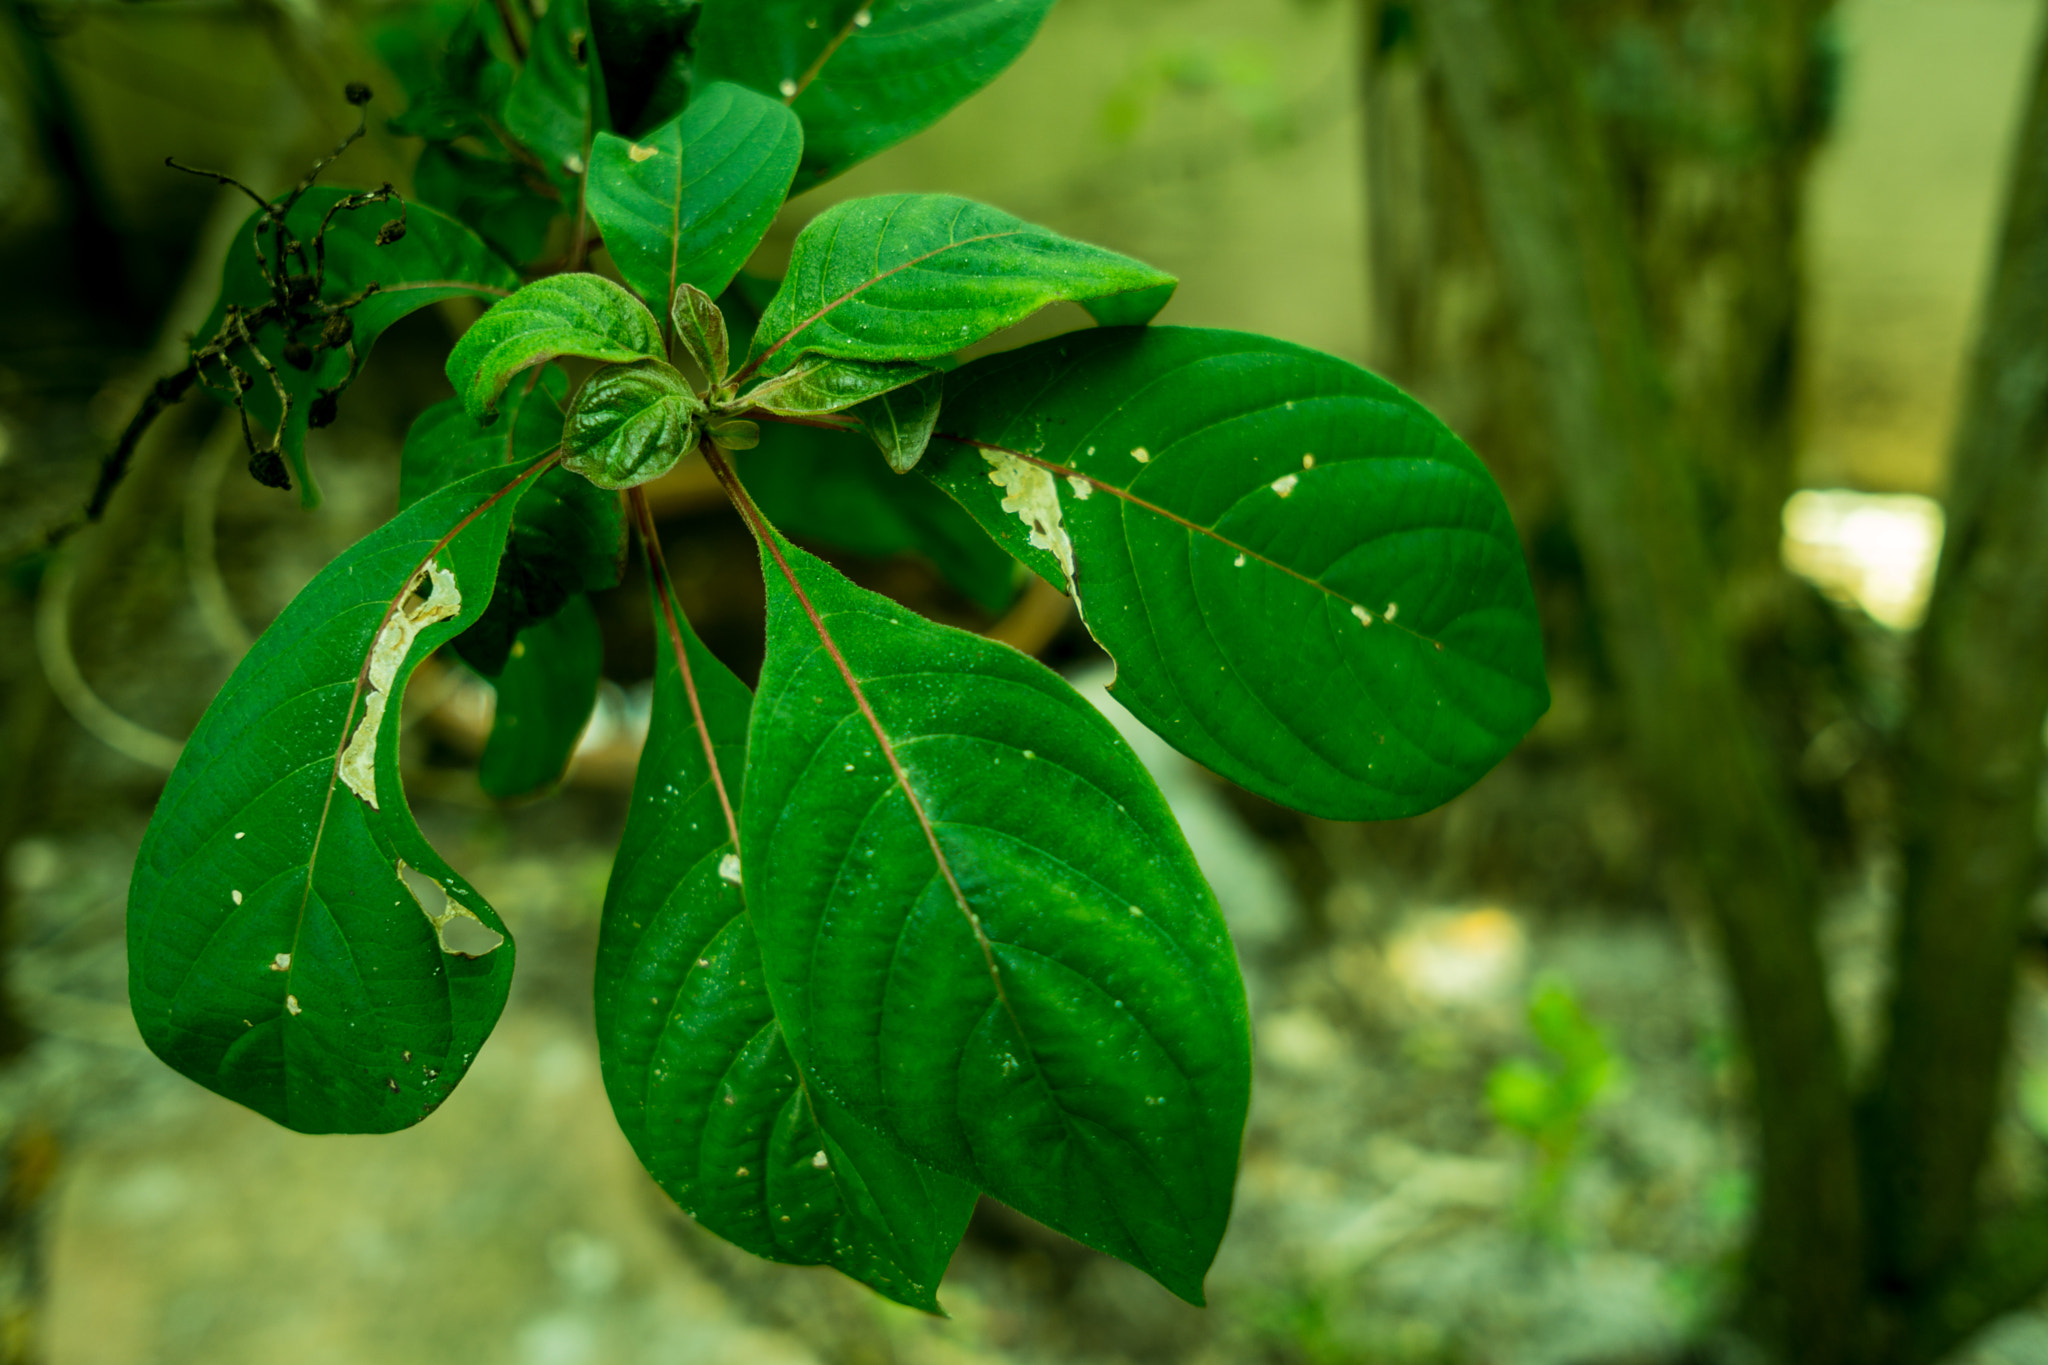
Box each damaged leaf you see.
[921,326,1550,821]
[127,460,549,1134]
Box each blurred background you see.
[2,0,2046,1361]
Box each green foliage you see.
[745,193,1177,377]
[586,83,803,310]
[128,0,1547,1313]
[923,327,1548,820]
[1485,978,1621,1230]
[446,273,664,421]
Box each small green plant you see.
[117,0,1546,1311]
[1485,977,1621,1233]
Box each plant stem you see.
[627,482,741,850]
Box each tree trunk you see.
[1864,24,2048,1358]
[1384,2,1862,1358]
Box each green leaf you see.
[586,83,803,313]
[596,569,975,1309]
[920,326,1550,821]
[397,370,626,675]
[736,517,1250,1305]
[563,358,706,489]
[478,592,603,800]
[692,0,1055,192]
[376,0,516,144]
[672,283,732,389]
[744,356,935,417]
[196,187,518,506]
[502,0,608,184]
[743,418,1016,613]
[127,460,554,1133]
[855,369,943,474]
[446,273,664,422]
[413,144,559,268]
[745,194,1175,379]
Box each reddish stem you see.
[628,485,742,852]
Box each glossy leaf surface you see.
[672,282,732,389]
[587,83,803,312]
[446,273,663,422]
[693,0,1055,191]
[563,359,705,489]
[743,419,1015,613]
[199,188,516,505]
[738,521,1250,1304]
[855,370,944,473]
[745,356,935,417]
[745,194,1175,378]
[921,327,1550,821]
[596,569,975,1309]
[478,593,603,800]
[128,462,550,1133]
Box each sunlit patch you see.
[1780,489,1943,630]
[1386,907,1525,1008]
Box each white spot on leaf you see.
[853,7,871,25]
[1272,473,1299,498]
[1302,453,1316,469]
[286,995,301,1016]
[811,1150,829,1169]
[341,560,461,809]
[270,953,291,972]
[627,143,658,163]
[1352,604,1374,627]
[718,853,743,886]
[234,831,245,840]
[778,77,798,97]
[1385,602,1399,621]
[1130,446,1150,463]
[231,889,242,906]
[1234,554,1246,568]
[1067,476,1094,500]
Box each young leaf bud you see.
[562,359,705,490]
[374,220,407,246]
